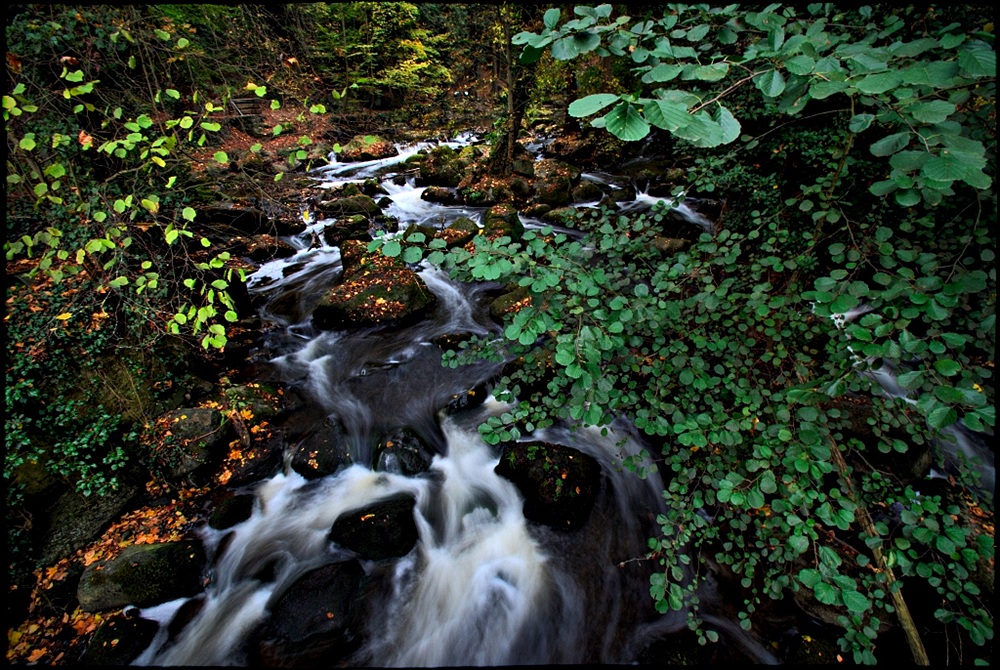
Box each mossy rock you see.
[437,217,479,248]
[77,540,206,611]
[337,134,398,162]
[153,408,232,482]
[489,285,532,321]
[482,203,524,241]
[316,194,382,219]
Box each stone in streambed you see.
[328,494,418,560]
[494,442,602,531]
[77,540,206,611]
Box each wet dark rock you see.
[494,442,602,531]
[316,194,382,219]
[245,234,297,263]
[489,286,532,321]
[376,428,435,476]
[522,203,552,219]
[402,223,437,246]
[510,175,533,200]
[511,157,535,177]
[256,561,366,667]
[420,185,459,204]
[571,180,605,203]
[322,215,371,247]
[337,134,398,162]
[167,595,206,641]
[152,408,233,483]
[209,493,256,530]
[532,158,582,208]
[37,474,145,567]
[652,237,691,254]
[542,206,579,225]
[361,178,389,197]
[444,381,493,415]
[312,243,436,330]
[224,383,284,423]
[482,203,524,241]
[196,206,271,236]
[416,145,463,187]
[437,216,479,248]
[77,540,206,611]
[82,613,160,665]
[329,494,419,560]
[288,419,353,479]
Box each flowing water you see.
[131,134,989,666]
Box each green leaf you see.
[813,582,839,605]
[602,102,650,142]
[568,94,620,118]
[382,240,401,257]
[755,69,786,97]
[214,151,229,164]
[922,153,967,182]
[958,44,996,77]
[848,113,875,133]
[402,246,423,263]
[855,71,902,94]
[870,132,910,156]
[644,100,693,131]
[933,359,961,377]
[182,206,197,222]
[896,370,925,390]
[543,7,561,29]
[907,100,956,124]
[842,590,871,614]
[927,405,958,430]
[692,63,729,81]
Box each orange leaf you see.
[27,648,46,662]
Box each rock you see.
[652,237,690,254]
[82,614,160,665]
[311,246,437,330]
[444,381,493,415]
[482,203,524,241]
[337,135,398,162]
[489,286,532,321]
[420,186,458,205]
[152,408,233,483]
[244,234,297,262]
[494,442,602,530]
[322,215,371,247]
[329,494,419,560]
[196,206,271,236]
[316,194,382,219]
[522,203,552,219]
[77,540,206,611]
[532,158,581,207]
[224,383,284,424]
[416,145,463,187]
[437,217,479,248]
[208,493,256,530]
[375,428,435,476]
[571,180,605,203]
[542,206,579,225]
[288,419,354,479]
[37,473,145,567]
[256,561,366,667]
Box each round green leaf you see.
[568,94,620,118]
[603,102,650,142]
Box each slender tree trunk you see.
[488,3,538,176]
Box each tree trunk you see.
[488,4,538,177]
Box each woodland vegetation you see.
[5,3,995,666]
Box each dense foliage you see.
[4,2,995,665]
[375,3,995,664]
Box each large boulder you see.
[208,493,256,530]
[532,159,582,208]
[437,217,479,248]
[256,561,367,666]
[329,494,419,560]
[336,135,398,162]
[494,442,602,530]
[316,194,382,219]
[77,540,206,611]
[416,145,463,187]
[311,242,437,330]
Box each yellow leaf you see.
[55,312,73,320]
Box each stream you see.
[130,133,991,666]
